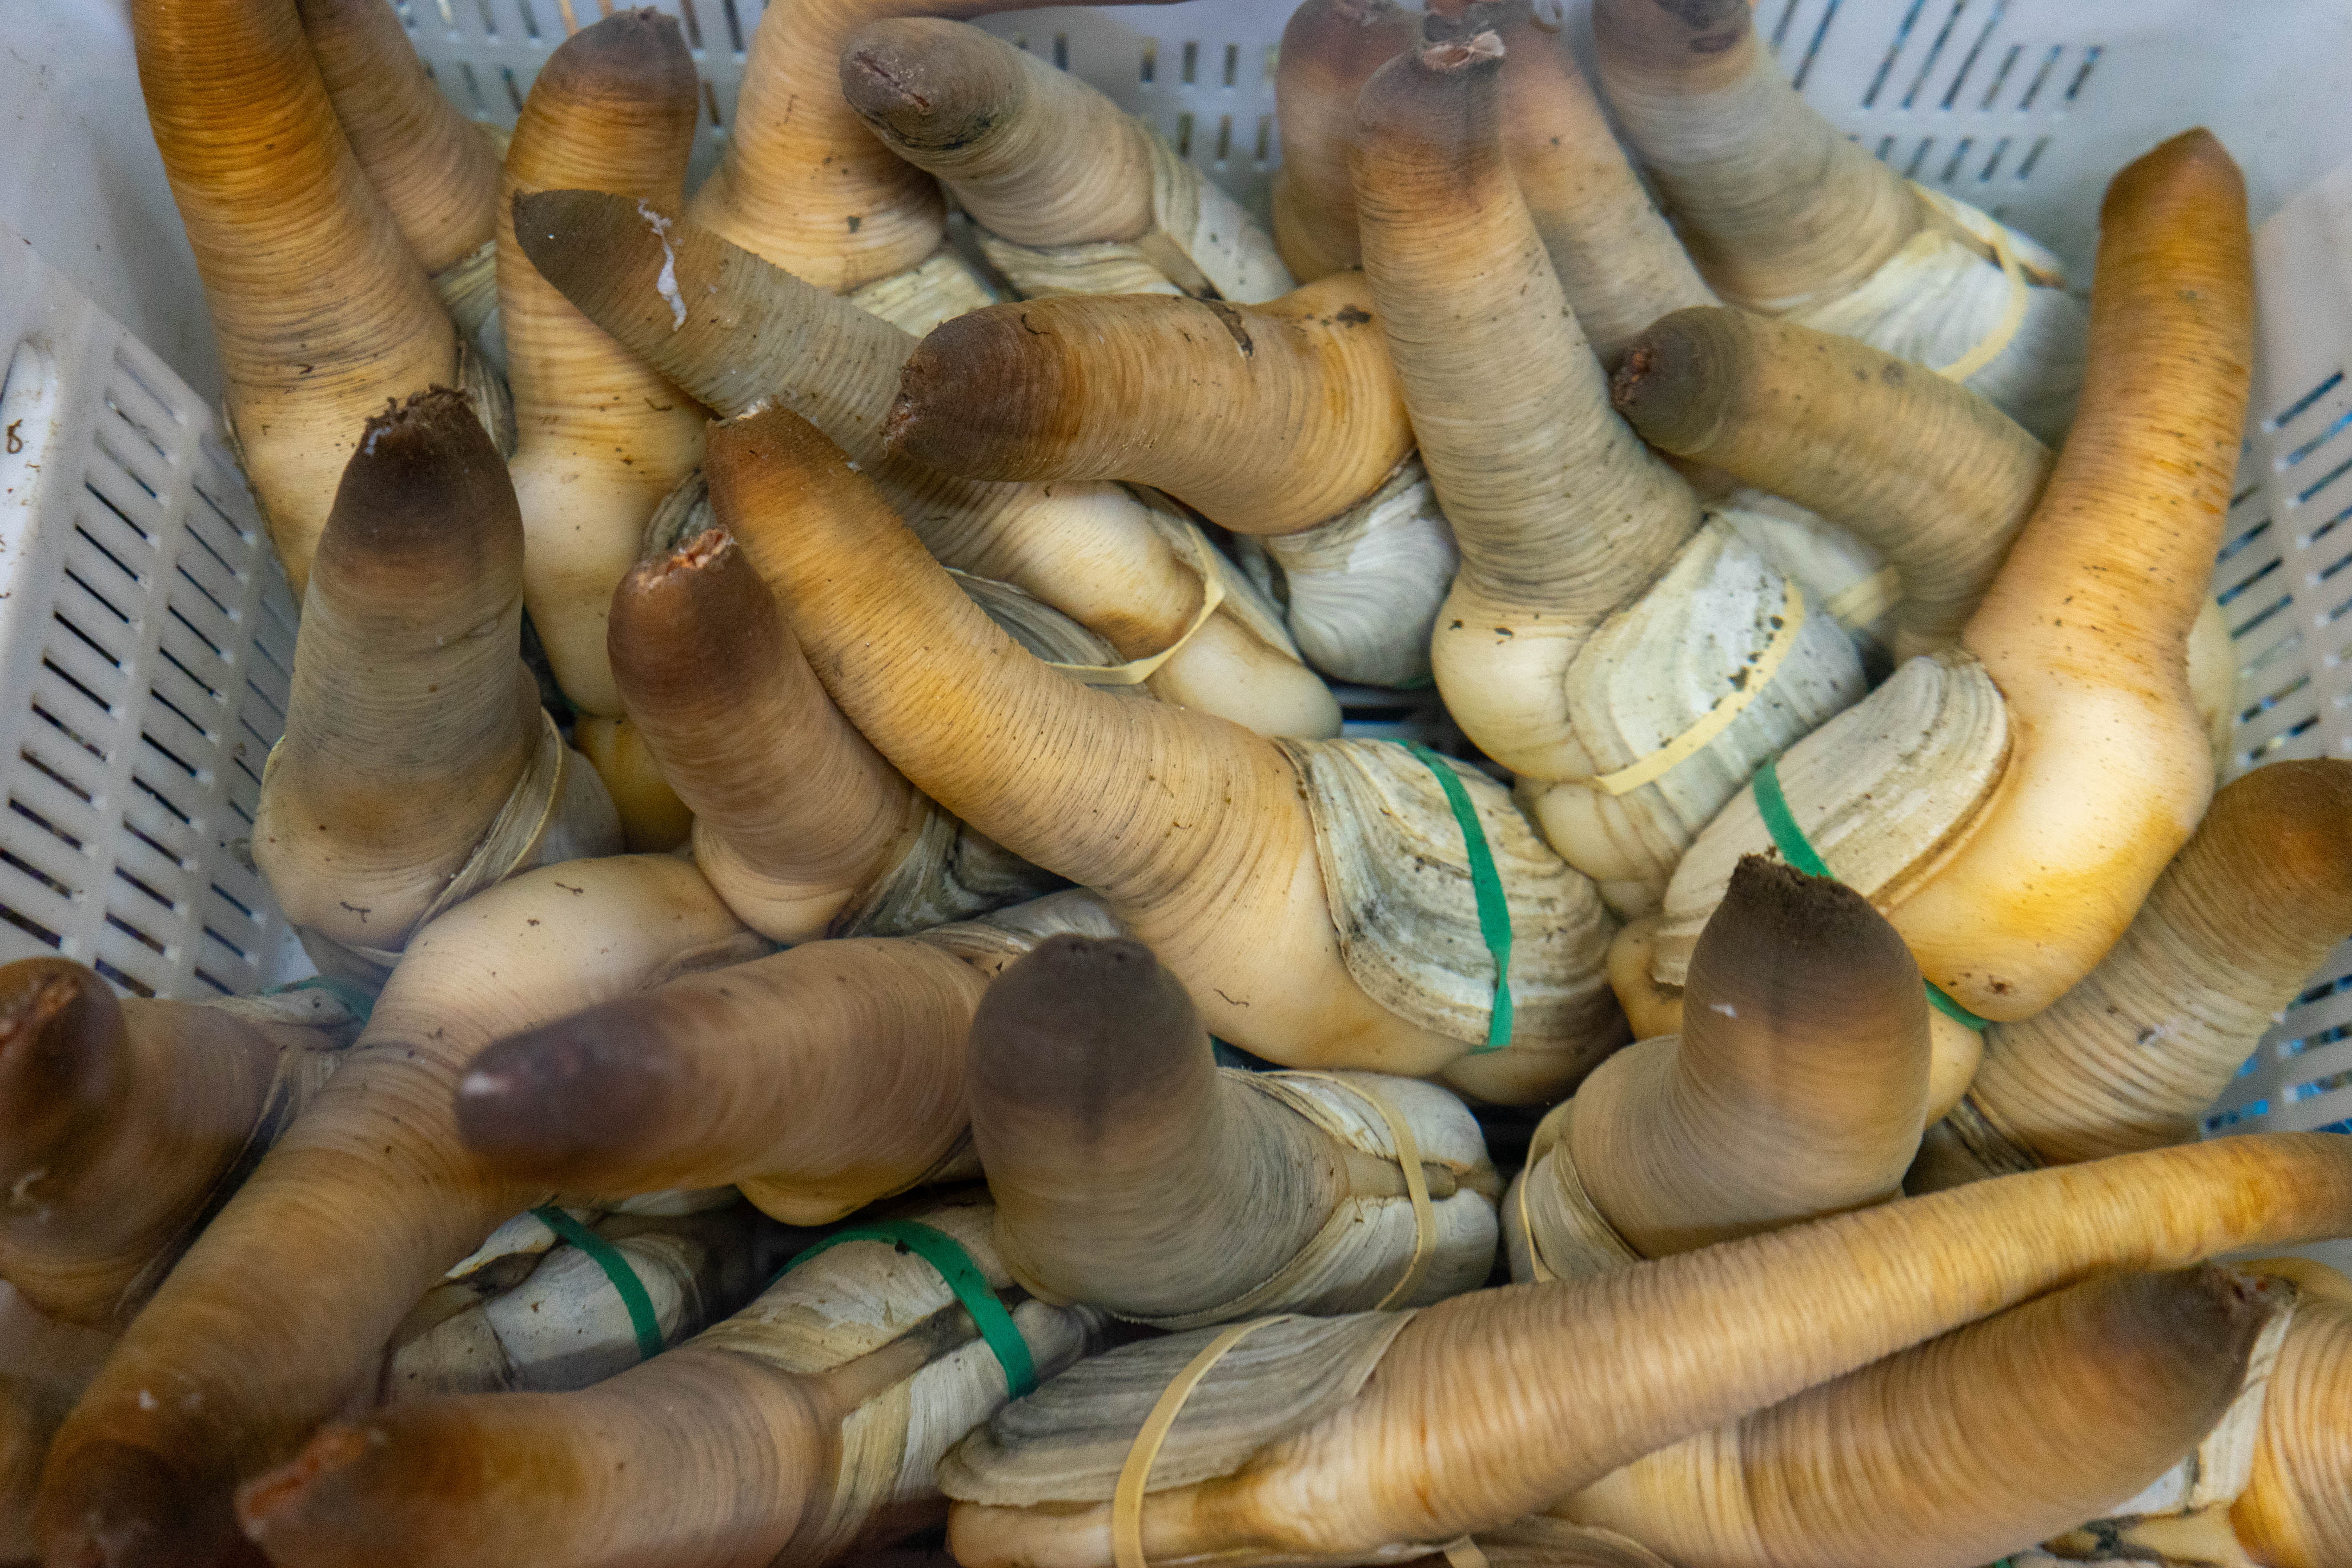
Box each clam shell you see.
[975,132,1292,305]
[938,1310,1414,1506]
[950,571,1129,674]
[1785,190,2084,444]
[454,335,514,458]
[831,806,1068,940]
[1502,1096,1645,1284]
[1255,458,1460,688]
[848,243,1006,337]
[1134,489,1303,661]
[482,1228,709,1392]
[916,889,1127,970]
[430,237,503,373]
[1132,1070,1498,1329]
[641,465,712,562]
[693,1203,1114,1560]
[2189,596,2236,775]
[1652,647,2010,985]
[1484,1520,1683,1568]
[1276,738,1620,1063]
[1713,489,1894,665]
[1522,517,1866,918]
[197,988,369,1042]
[388,1210,751,1398]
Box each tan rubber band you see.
[1112,1314,1301,1568]
[1913,181,2033,385]
[1824,564,1903,631]
[1442,1540,1491,1568]
[1048,525,1227,686]
[1283,1073,1439,1311]
[1579,578,1807,798]
[1517,1099,1643,1283]
[1516,1161,1556,1285]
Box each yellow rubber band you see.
[1515,1159,1556,1285]
[1913,183,2033,385]
[1581,579,1807,797]
[1824,564,1903,631]
[1280,1073,1437,1311]
[1048,526,1226,686]
[1111,1315,1300,1568]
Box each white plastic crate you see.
[0,3,2345,1161]
[0,225,301,999]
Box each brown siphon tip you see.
[2199,759,2352,915]
[607,526,786,715]
[1420,0,1517,45]
[36,1438,239,1568]
[313,387,519,594]
[839,18,1027,154]
[967,935,1208,1137]
[0,958,124,1184]
[2101,127,2245,233]
[1686,855,1922,1036]
[2093,1265,2283,1394]
[529,6,694,105]
[884,307,1072,479]
[1642,0,1751,53]
[1281,0,1417,84]
[1608,306,1741,456]
[454,1000,682,1180]
[1589,0,1751,72]
[1357,31,1507,158]
[510,187,670,321]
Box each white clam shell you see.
[1652,647,2010,986]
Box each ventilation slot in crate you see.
[0,249,298,992]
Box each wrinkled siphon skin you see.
[1558,1267,2276,1568]
[297,0,502,275]
[1882,130,2251,1020]
[37,859,754,1564]
[498,8,708,718]
[76,4,2340,1564]
[947,1135,2352,1568]
[134,0,456,594]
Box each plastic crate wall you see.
[0,226,301,999]
[392,0,2352,276]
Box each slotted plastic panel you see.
[389,0,2352,280]
[2196,160,2352,1154]
[0,225,301,999]
[1765,0,2352,281]
[393,0,1286,211]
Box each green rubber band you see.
[1750,759,1993,1031]
[261,974,377,1023]
[781,1220,1038,1399]
[1400,741,1513,1052]
[532,1207,666,1362]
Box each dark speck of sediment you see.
[1205,300,1255,357]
